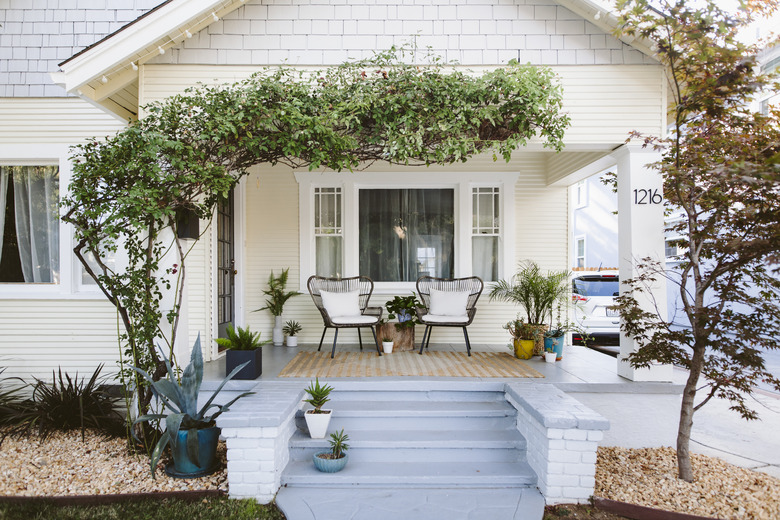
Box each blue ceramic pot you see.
[313,451,348,473]
[168,426,220,477]
[544,336,565,360]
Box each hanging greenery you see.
[61,46,570,440]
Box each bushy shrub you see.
[3,364,125,441]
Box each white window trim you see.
[295,171,518,294]
[574,180,588,209]
[0,145,85,299]
[574,234,586,268]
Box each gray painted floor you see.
[205,343,780,519]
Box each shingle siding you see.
[0,0,161,97]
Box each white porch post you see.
[612,144,673,382]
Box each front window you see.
[472,187,500,282]
[575,236,585,268]
[0,166,60,283]
[358,188,454,282]
[314,187,343,277]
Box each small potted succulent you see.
[303,378,333,439]
[381,336,394,354]
[313,429,350,473]
[214,324,270,380]
[283,320,302,347]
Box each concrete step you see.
[275,487,546,520]
[288,429,526,462]
[297,399,518,431]
[281,460,538,488]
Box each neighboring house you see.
[569,171,617,270]
[0,0,672,382]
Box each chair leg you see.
[358,328,363,350]
[370,327,382,356]
[331,329,339,359]
[318,327,328,351]
[426,326,434,350]
[463,327,472,357]
[419,325,429,355]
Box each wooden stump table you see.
[376,323,416,352]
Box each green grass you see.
[0,497,285,520]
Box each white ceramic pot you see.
[545,351,557,363]
[382,341,393,354]
[286,336,298,347]
[304,410,332,439]
[272,316,284,346]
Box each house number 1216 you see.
[633,189,663,205]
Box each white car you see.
[571,272,620,345]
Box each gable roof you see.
[50,0,654,121]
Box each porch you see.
[202,344,685,518]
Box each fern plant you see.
[214,324,270,351]
[255,269,301,317]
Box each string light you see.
[94,1,237,85]
[594,11,601,20]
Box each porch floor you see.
[204,342,689,391]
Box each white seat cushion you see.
[320,290,361,318]
[429,288,470,318]
[422,314,470,324]
[331,315,379,325]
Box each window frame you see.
[296,171,518,294]
[574,235,586,268]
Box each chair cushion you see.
[331,315,379,325]
[422,314,470,324]
[429,288,469,317]
[321,290,361,318]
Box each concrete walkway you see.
[206,343,780,518]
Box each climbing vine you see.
[61,47,570,435]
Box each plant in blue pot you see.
[313,428,350,473]
[385,294,422,329]
[132,334,254,478]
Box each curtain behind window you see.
[0,170,8,268]
[10,166,59,283]
[359,189,454,282]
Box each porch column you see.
[612,144,673,382]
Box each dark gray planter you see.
[225,348,262,380]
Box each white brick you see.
[308,34,342,50]
[497,49,516,64]
[222,49,252,63]
[227,437,263,449]
[563,429,588,441]
[493,4,517,19]
[546,428,565,440]
[242,471,276,484]
[211,34,243,49]
[557,20,585,35]
[517,6,535,20]
[548,450,582,463]
[351,5,369,18]
[462,49,483,64]
[328,20,343,34]
[228,460,262,473]
[506,35,525,48]
[460,34,486,49]
[566,440,597,452]
[546,462,566,475]
[544,486,563,498]
[563,487,592,500]
[268,4,298,19]
[226,448,245,460]
[369,5,388,19]
[546,473,580,487]
[564,34,590,50]
[547,439,566,450]
[564,462,596,477]
[251,49,270,63]
[482,49,498,63]
[357,20,384,35]
[267,20,293,34]
[402,20,431,34]
[229,483,260,497]
[540,50,558,64]
[581,451,597,464]
[513,19,546,35]
[580,476,596,489]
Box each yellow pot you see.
[513,339,535,360]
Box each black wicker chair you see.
[307,275,383,358]
[415,276,484,356]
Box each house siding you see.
[149,0,656,67]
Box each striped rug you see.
[277,351,544,379]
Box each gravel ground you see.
[596,446,780,520]
[2,430,779,520]
[0,430,227,496]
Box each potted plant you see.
[255,268,301,346]
[381,336,394,354]
[385,294,422,328]
[303,378,333,439]
[283,320,302,347]
[503,316,537,360]
[489,260,570,355]
[214,324,270,380]
[313,429,350,473]
[132,334,253,478]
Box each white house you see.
[0,0,672,382]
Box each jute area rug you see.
[277,351,544,378]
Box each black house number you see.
[633,189,663,205]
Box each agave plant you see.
[132,334,253,477]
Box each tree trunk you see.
[677,346,705,482]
